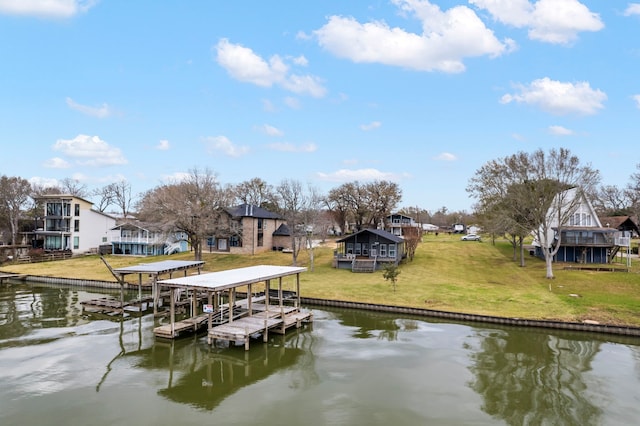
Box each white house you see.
[532,187,620,263]
[33,194,116,255]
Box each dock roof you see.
[157,264,307,291]
[112,260,205,276]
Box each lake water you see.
[1,282,639,425]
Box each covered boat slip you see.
[89,259,205,316]
[154,265,313,349]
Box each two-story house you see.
[385,213,419,237]
[206,204,286,255]
[33,194,116,255]
[533,188,626,264]
[108,222,188,256]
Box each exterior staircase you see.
[352,259,376,273]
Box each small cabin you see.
[334,229,405,272]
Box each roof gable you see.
[226,204,282,220]
[337,228,404,243]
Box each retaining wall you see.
[300,297,640,338]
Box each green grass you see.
[4,233,640,326]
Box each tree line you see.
[1,170,425,265]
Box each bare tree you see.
[112,179,134,218]
[593,184,630,216]
[469,148,600,280]
[401,225,421,261]
[275,179,322,268]
[366,180,402,228]
[0,175,32,247]
[92,183,116,212]
[234,177,277,208]
[136,168,233,261]
[59,178,90,198]
[325,184,352,235]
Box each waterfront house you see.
[108,222,188,256]
[206,204,287,255]
[385,213,419,237]
[334,228,405,272]
[32,194,116,255]
[599,216,639,238]
[533,188,626,264]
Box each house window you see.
[379,244,387,257]
[73,236,79,250]
[355,243,362,255]
[362,243,369,256]
[74,204,80,216]
[257,218,263,230]
[346,243,354,254]
[230,236,241,247]
[257,232,264,247]
[74,220,79,232]
[388,244,396,258]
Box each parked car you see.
[461,234,481,241]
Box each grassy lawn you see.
[3,233,640,326]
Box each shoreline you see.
[7,273,640,339]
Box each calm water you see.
[1,282,639,426]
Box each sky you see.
[1,0,640,213]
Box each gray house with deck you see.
[334,228,405,272]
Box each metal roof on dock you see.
[157,265,307,291]
[112,260,205,275]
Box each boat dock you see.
[0,273,25,284]
[155,265,313,349]
[81,259,206,318]
[81,296,155,317]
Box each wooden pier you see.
[81,296,155,317]
[0,273,25,284]
[155,265,313,349]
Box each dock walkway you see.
[81,296,154,317]
[207,307,312,350]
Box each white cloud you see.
[470,0,604,45]
[262,99,277,112]
[267,142,317,152]
[314,0,511,73]
[66,97,112,118]
[434,152,457,161]
[316,168,405,182]
[202,136,249,157]
[43,157,70,169]
[53,134,127,166]
[215,38,326,97]
[258,124,284,137]
[511,133,526,142]
[29,176,59,188]
[284,97,301,109]
[548,125,574,135]
[500,77,606,115]
[360,121,382,131]
[0,0,96,18]
[633,94,640,109]
[161,172,191,184]
[156,140,170,150]
[624,3,640,16]
[292,55,308,66]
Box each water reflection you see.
[336,308,420,341]
[1,282,640,426]
[126,331,312,410]
[467,328,602,425]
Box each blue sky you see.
[1,1,639,213]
